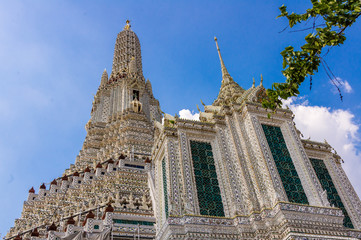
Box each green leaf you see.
[263,0,361,110]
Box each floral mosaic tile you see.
[190,141,225,217]
[310,158,354,228]
[262,124,309,205]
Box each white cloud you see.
[179,109,199,120]
[284,97,361,197]
[330,77,353,94]
[343,81,352,93]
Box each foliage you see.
[262,0,361,110]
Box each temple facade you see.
[5,21,361,240]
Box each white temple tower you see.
[151,37,361,239]
[5,22,361,240]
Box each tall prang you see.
[6,21,161,240]
[69,20,162,174]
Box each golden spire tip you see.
[124,19,131,30]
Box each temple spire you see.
[100,69,108,86]
[214,37,231,83]
[111,20,142,75]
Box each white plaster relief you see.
[167,139,181,216]
[179,132,196,214]
[216,124,247,215]
[281,122,322,206]
[286,121,326,206]
[231,113,263,212]
[326,156,361,229]
[246,114,278,206]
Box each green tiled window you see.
[262,124,309,205]
[113,219,154,226]
[310,158,354,228]
[162,158,169,218]
[190,141,225,217]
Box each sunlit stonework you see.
[5,21,361,240]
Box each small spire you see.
[214,37,231,84]
[100,69,108,86]
[124,19,131,30]
[61,175,68,181]
[252,77,255,88]
[66,216,76,225]
[48,222,57,231]
[260,74,263,86]
[145,79,153,95]
[29,187,35,193]
[145,79,152,89]
[31,228,39,237]
[102,203,114,219]
[85,210,95,219]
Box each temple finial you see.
[214,37,231,82]
[252,77,255,88]
[100,69,108,86]
[260,74,263,86]
[124,20,131,30]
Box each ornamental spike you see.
[100,69,108,86]
[214,37,231,83]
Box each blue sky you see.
[1,1,361,236]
